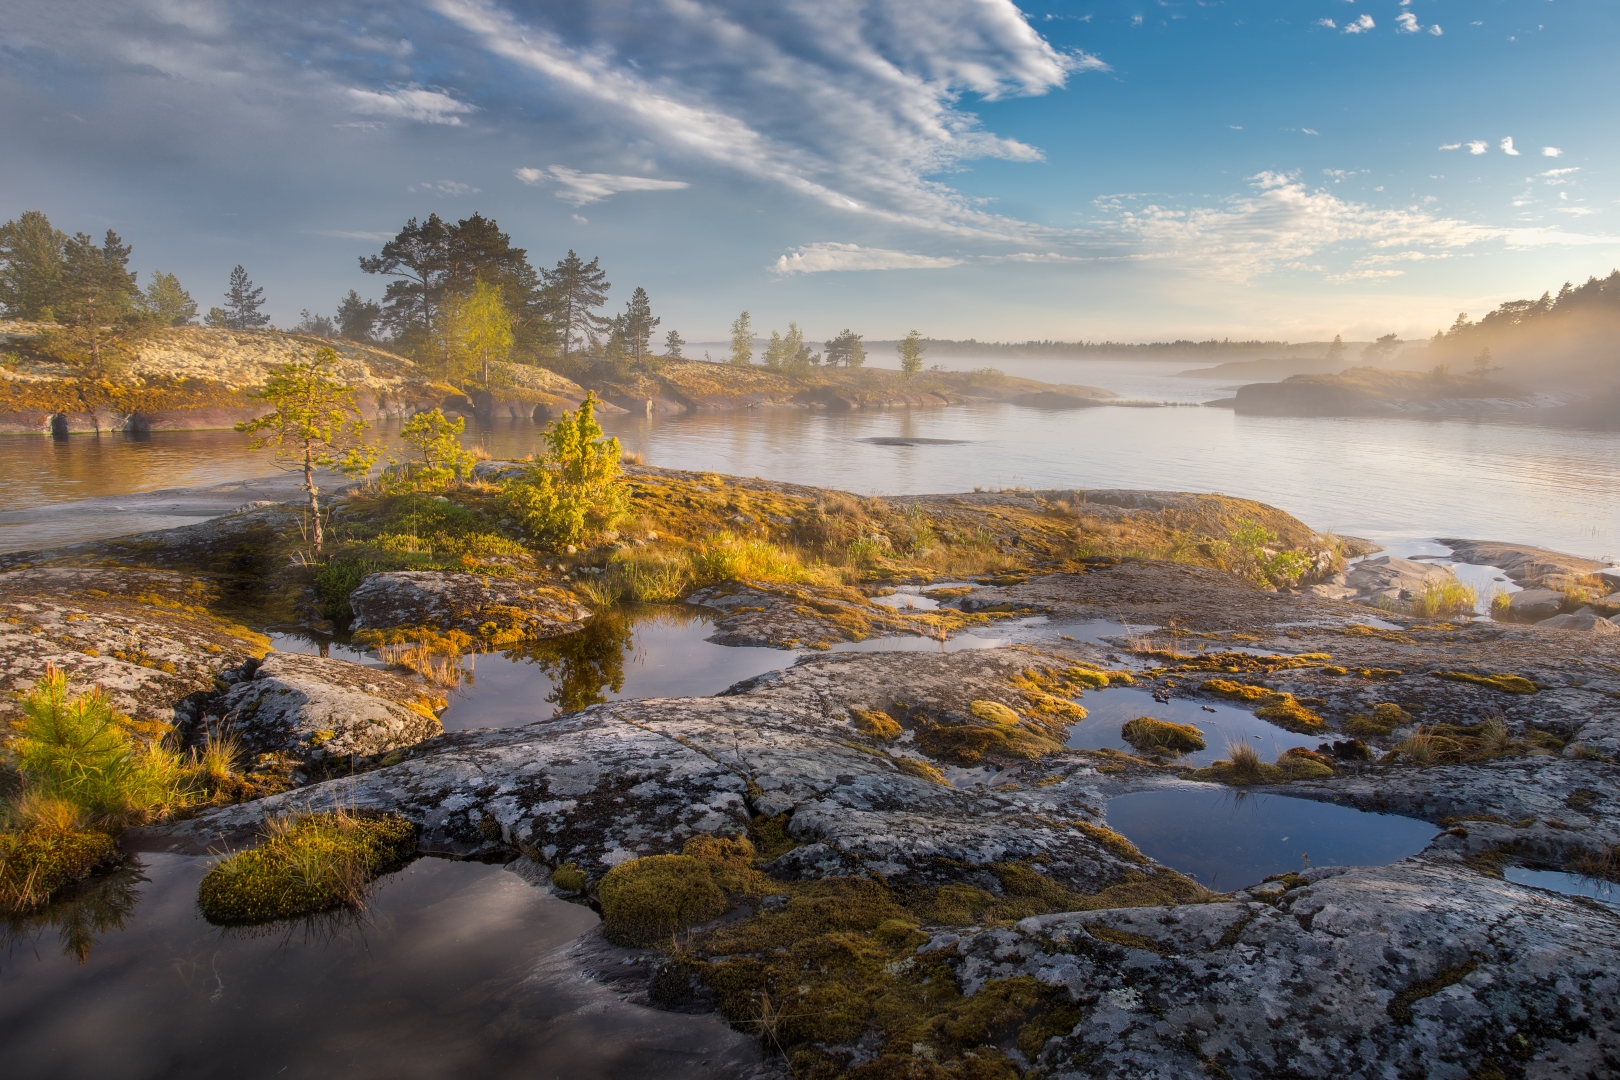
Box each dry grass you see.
[377,641,473,687]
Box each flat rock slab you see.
[215,651,444,771]
[1438,537,1607,590]
[349,570,590,643]
[1344,555,1456,599]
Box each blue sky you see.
[2,0,1615,344]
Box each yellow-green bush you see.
[851,708,902,741]
[688,531,807,585]
[197,810,417,923]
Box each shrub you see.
[1120,717,1206,754]
[498,393,629,547]
[197,810,417,923]
[313,554,385,623]
[391,408,474,489]
[1410,579,1478,619]
[689,531,806,584]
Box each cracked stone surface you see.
[213,651,445,770]
[349,569,591,641]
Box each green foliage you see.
[503,608,632,712]
[395,408,475,488]
[204,265,269,329]
[728,310,753,366]
[824,328,865,368]
[599,854,731,946]
[196,810,417,924]
[499,392,627,546]
[437,278,514,387]
[1221,518,1313,587]
[688,531,807,584]
[762,322,815,372]
[896,328,925,377]
[139,271,197,326]
[608,285,660,367]
[336,289,382,341]
[40,229,143,378]
[0,210,67,320]
[313,554,386,623]
[0,812,117,914]
[543,248,611,364]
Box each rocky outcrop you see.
[0,566,268,729]
[348,570,591,645]
[214,651,444,770]
[1342,555,1457,604]
[1231,368,1545,418]
[1438,537,1607,590]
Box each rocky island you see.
[2,449,1616,1080]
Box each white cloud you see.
[1429,24,1443,35]
[430,0,1091,241]
[1542,146,1564,157]
[1500,137,1520,156]
[1439,143,1462,151]
[771,243,964,274]
[1302,128,1320,136]
[1344,14,1375,33]
[515,165,689,206]
[1540,167,1580,178]
[1396,12,1420,33]
[414,180,480,196]
[301,229,398,242]
[346,85,476,125]
[1316,18,1336,28]
[1557,207,1599,217]
[1467,141,1488,155]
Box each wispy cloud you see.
[1540,167,1580,179]
[1500,137,1521,156]
[1543,146,1564,157]
[301,229,398,242]
[1429,24,1443,35]
[412,180,480,196]
[346,86,476,126]
[772,243,964,274]
[1395,12,1420,33]
[1344,14,1375,33]
[1316,18,1336,29]
[1439,143,1462,151]
[515,166,689,206]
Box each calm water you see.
[0,855,761,1080]
[2,357,1616,558]
[1107,788,1438,891]
[1503,866,1620,910]
[1064,686,1320,767]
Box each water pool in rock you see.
[0,854,762,1080]
[1107,788,1438,891]
[1503,866,1620,909]
[1064,687,1320,766]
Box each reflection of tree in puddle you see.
[2,859,148,966]
[501,604,710,713]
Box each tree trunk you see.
[304,443,323,554]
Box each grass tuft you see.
[1433,671,1539,695]
[1119,716,1206,755]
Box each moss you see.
[1345,703,1410,738]
[969,700,1020,725]
[1434,671,1539,695]
[1277,747,1335,778]
[914,717,1063,765]
[1200,678,1272,702]
[0,825,118,913]
[1119,717,1206,754]
[598,835,769,946]
[196,811,417,924]
[1084,923,1168,955]
[852,708,903,741]
[550,861,587,892]
[895,757,950,786]
[1072,822,1148,864]
[1253,694,1327,734]
[1387,958,1480,1023]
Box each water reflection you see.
[1064,687,1319,767]
[501,608,634,713]
[2,859,148,967]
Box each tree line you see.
[0,207,932,385]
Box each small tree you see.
[1360,333,1399,365]
[397,408,474,488]
[1323,334,1345,366]
[498,392,627,547]
[206,266,270,329]
[51,230,141,378]
[728,311,753,366]
[336,290,382,342]
[663,329,685,358]
[441,279,513,387]
[236,347,379,554]
[543,250,611,366]
[0,210,67,320]
[896,329,925,377]
[824,329,865,368]
[140,271,197,326]
[1472,347,1501,383]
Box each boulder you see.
[1506,587,1564,621]
[1344,556,1454,599]
[1537,610,1620,633]
[215,651,444,768]
[349,570,590,646]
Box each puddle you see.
[1107,788,1438,891]
[869,582,979,611]
[1503,867,1620,910]
[439,605,800,729]
[0,854,762,1080]
[268,632,387,667]
[1063,687,1320,766]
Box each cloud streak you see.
[772,243,965,274]
[515,166,689,206]
[346,86,477,125]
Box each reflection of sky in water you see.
[1503,867,1620,910]
[1065,686,1319,767]
[2,357,1616,559]
[1107,788,1437,891]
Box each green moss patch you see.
[1433,671,1539,695]
[1344,702,1411,738]
[851,708,903,741]
[1200,678,1272,702]
[0,825,118,913]
[1387,958,1480,1023]
[197,811,417,924]
[1120,717,1206,754]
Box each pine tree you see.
[335,290,382,341]
[55,230,140,377]
[614,287,659,364]
[728,311,753,366]
[140,272,197,325]
[0,210,66,320]
[824,329,864,368]
[1323,334,1345,365]
[663,329,685,359]
[542,250,611,364]
[896,329,925,377]
[207,266,269,329]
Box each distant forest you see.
[1428,270,1620,386]
[882,338,1301,359]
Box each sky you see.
[2,0,1617,344]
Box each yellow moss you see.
[969,699,1021,725]
[1345,702,1410,738]
[598,835,768,946]
[852,708,903,741]
[1253,694,1327,733]
[1200,679,1272,702]
[1073,822,1149,863]
[1434,671,1539,695]
[895,757,950,786]
[0,824,118,912]
[550,861,587,892]
[1119,716,1206,754]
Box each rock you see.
[1306,582,1357,601]
[1602,568,1620,591]
[348,570,590,646]
[1538,610,1620,633]
[214,651,444,769]
[1507,587,1564,621]
[1010,391,1105,409]
[1438,538,1607,591]
[1343,556,1455,599]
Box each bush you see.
[499,392,629,547]
[313,554,384,623]
[0,808,117,913]
[689,531,806,584]
[197,810,417,923]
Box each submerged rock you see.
[349,570,590,646]
[214,651,445,771]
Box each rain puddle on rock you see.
[0,854,762,1080]
[1064,687,1320,767]
[868,582,979,611]
[1503,867,1620,910]
[274,606,802,730]
[1107,788,1438,891]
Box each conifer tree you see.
[728,311,753,366]
[542,250,611,364]
[55,230,140,377]
[140,272,197,325]
[663,329,685,358]
[896,329,925,377]
[335,290,382,341]
[0,210,66,320]
[206,266,269,329]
